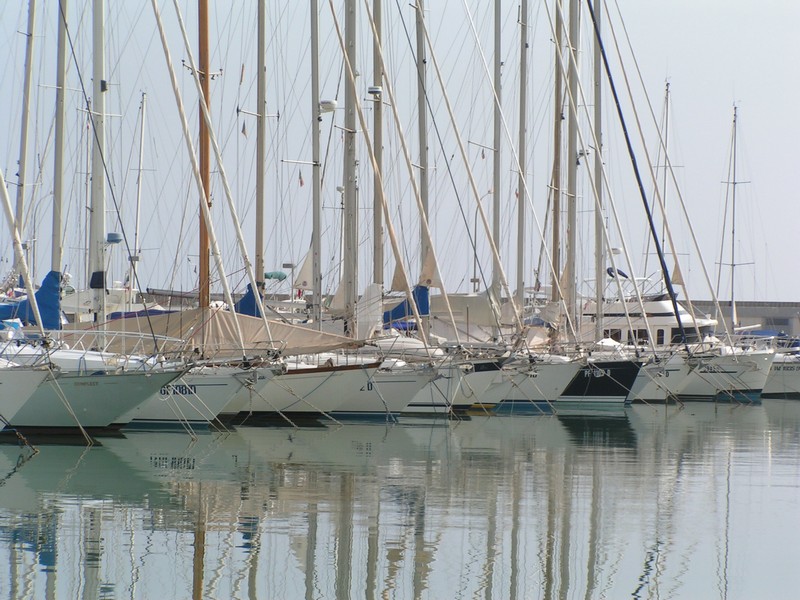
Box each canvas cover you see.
[58,307,361,358]
[0,270,62,330]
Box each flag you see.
[481,148,486,159]
[241,122,247,137]
[298,170,304,187]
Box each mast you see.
[491,0,502,305]
[255,0,266,292]
[15,0,36,278]
[550,0,564,304]
[129,92,146,308]
[415,0,429,270]
[660,82,670,253]
[516,0,528,307]
[730,105,739,328]
[584,0,690,350]
[88,0,107,324]
[372,0,384,287]
[565,0,580,335]
[52,0,67,274]
[342,0,358,337]
[198,0,211,309]
[592,0,603,341]
[311,0,323,325]
[415,0,431,338]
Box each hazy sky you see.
[610,0,800,302]
[0,1,798,303]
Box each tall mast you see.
[415,0,431,338]
[550,0,564,304]
[52,0,67,274]
[730,105,739,328]
[565,0,580,335]
[198,0,211,309]
[516,0,528,307]
[311,0,323,325]
[372,0,384,286]
[129,92,146,305]
[88,0,107,323]
[491,0,502,303]
[415,0,429,269]
[255,0,266,292]
[342,0,358,336]
[15,0,37,277]
[660,82,670,253]
[592,0,604,341]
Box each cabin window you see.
[656,329,665,345]
[672,327,702,344]
[636,329,650,344]
[604,328,622,342]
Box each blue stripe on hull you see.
[677,389,762,403]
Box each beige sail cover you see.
[671,261,684,286]
[390,259,406,292]
[293,248,313,290]
[328,280,346,315]
[418,250,443,288]
[58,307,361,358]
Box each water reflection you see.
[0,402,798,599]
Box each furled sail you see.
[293,247,313,290]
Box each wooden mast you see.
[198,0,211,309]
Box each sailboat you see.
[578,95,775,404]
[0,1,188,433]
[218,0,434,422]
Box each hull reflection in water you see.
[0,401,798,598]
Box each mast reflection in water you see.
[1,401,799,599]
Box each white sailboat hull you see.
[333,365,436,418]
[0,367,51,426]
[9,370,182,429]
[677,350,774,402]
[479,358,581,413]
[226,360,434,419]
[627,353,689,403]
[123,364,276,427]
[762,353,800,399]
[403,358,505,415]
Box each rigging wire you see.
[57,1,162,354]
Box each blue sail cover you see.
[234,283,261,317]
[108,308,174,320]
[383,285,429,328]
[0,270,62,330]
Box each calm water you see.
[1,401,799,599]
